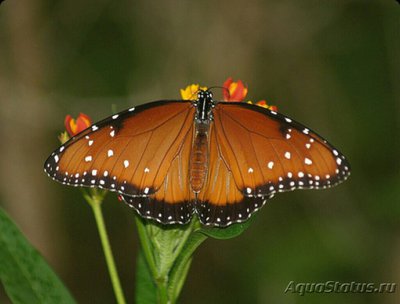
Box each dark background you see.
[0,0,399,303]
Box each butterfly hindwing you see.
[122,121,196,224]
[197,123,271,226]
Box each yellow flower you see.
[180,84,208,100]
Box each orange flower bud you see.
[268,105,278,112]
[255,100,278,112]
[223,77,248,101]
[65,113,92,136]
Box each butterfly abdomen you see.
[190,123,209,193]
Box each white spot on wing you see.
[107,149,114,157]
[110,130,115,137]
[85,155,92,162]
[267,161,274,169]
[284,152,291,159]
[112,114,119,119]
[123,160,129,168]
[305,158,312,165]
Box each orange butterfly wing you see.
[45,101,195,198]
[122,121,196,224]
[45,96,350,227]
[196,102,350,226]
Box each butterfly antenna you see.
[208,86,230,99]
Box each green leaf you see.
[0,207,76,304]
[199,216,256,239]
[135,250,157,304]
[168,231,207,301]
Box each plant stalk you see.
[85,190,126,304]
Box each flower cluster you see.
[60,78,277,142]
[180,77,277,111]
[59,113,92,144]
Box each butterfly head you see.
[194,89,215,122]
[197,89,213,100]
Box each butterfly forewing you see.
[44,101,194,197]
[211,102,350,198]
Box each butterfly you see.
[44,89,350,227]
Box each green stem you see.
[135,216,170,303]
[85,190,126,304]
[155,279,169,304]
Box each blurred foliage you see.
[0,207,76,304]
[0,0,399,303]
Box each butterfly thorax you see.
[194,90,214,123]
